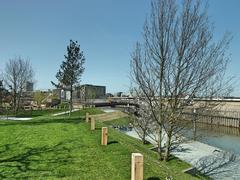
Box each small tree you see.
[130,102,154,144]
[33,90,48,108]
[131,0,232,161]
[4,57,34,114]
[53,40,85,114]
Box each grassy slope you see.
[0,108,202,179]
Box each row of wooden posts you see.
[85,112,144,180]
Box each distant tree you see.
[52,40,85,113]
[4,57,34,114]
[33,90,48,108]
[0,80,3,107]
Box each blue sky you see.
[0,0,240,95]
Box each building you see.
[25,81,34,92]
[20,81,34,106]
[72,84,106,103]
[52,88,70,102]
[52,84,106,104]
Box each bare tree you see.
[130,0,232,161]
[130,102,155,144]
[4,57,34,114]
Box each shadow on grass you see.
[0,140,81,178]
[147,177,160,180]
[107,141,119,145]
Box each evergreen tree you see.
[55,40,85,113]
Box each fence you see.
[183,110,240,128]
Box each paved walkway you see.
[0,109,80,120]
[0,116,32,121]
[52,109,80,116]
[125,130,240,180]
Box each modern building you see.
[73,84,106,103]
[52,88,69,102]
[25,81,34,92]
[53,84,106,104]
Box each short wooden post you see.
[131,153,143,180]
[85,112,89,123]
[101,127,108,145]
[91,117,95,130]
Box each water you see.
[184,123,240,155]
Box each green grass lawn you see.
[0,108,205,179]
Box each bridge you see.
[84,97,139,108]
[84,96,240,112]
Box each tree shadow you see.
[0,139,82,178]
[147,177,160,180]
[194,151,237,177]
[150,145,191,154]
[107,141,119,145]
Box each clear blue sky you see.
[0,0,240,95]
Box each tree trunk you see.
[13,90,17,115]
[69,85,73,116]
[16,90,22,115]
[157,125,163,160]
[193,109,197,140]
[142,131,148,144]
[193,118,196,141]
[164,133,172,161]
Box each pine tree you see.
[55,40,85,113]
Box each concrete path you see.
[0,109,80,120]
[0,116,32,121]
[125,130,240,180]
[52,109,80,116]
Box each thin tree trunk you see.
[142,131,148,144]
[164,133,172,161]
[13,90,17,115]
[16,89,22,115]
[69,85,73,116]
[157,125,163,160]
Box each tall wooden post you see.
[131,153,143,180]
[85,112,89,123]
[101,127,108,145]
[91,117,95,130]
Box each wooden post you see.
[101,127,108,145]
[131,153,143,180]
[86,112,89,123]
[91,117,95,130]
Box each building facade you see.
[73,84,106,103]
